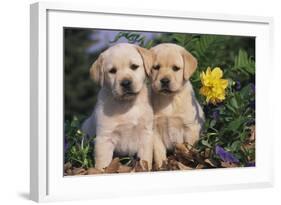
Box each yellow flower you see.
[200,67,228,104]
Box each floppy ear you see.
[135,46,155,76]
[90,53,104,87]
[181,49,198,80]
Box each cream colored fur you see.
[82,43,154,170]
[150,43,204,168]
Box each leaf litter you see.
[64,138,252,176]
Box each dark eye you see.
[172,65,180,72]
[153,64,160,70]
[109,67,117,74]
[130,64,139,70]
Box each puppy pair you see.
[82,43,204,170]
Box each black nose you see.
[120,79,132,89]
[160,78,170,85]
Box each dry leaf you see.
[87,168,103,175]
[203,148,211,158]
[117,165,132,173]
[249,126,255,142]
[204,159,216,167]
[66,169,72,176]
[72,167,87,175]
[175,149,194,162]
[167,158,179,170]
[177,161,193,170]
[196,164,205,169]
[221,162,239,168]
[105,158,120,173]
[64,162,72,172]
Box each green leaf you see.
[230,141,241,151]
[145,40,154,49]
[234,49,255,75]
[225,103,236,114]
[227,117,247,131]
[209,119,216,128]
[229,96,239,110]
[201,139,212,148]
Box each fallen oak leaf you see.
[202,148,211,158]
[105,158,120,173]
[87,167,103,175]
[174,154,197,167]
[167,160,178,170]
[72,167,87,175]
[189,150,206,165]
[66,169,72,176]
[174,144,194,162]
[117,165,132,173]
[195,164,205,169]
[221,161,239,168]
[64,162,72,172]
[177,161,193,170]
[204,159,216,168]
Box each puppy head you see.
[90,43,154,100]
[150,43,197,95]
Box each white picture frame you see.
[30,1,274,202]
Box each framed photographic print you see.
[30,2,274,202]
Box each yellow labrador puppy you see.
[82,43,154,170]
[150,43,204,168]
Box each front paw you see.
[94,160,109,170]
[154,154,167,169]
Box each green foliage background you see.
[64,28,255,168]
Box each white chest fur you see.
[152,81,204,149]
[95,86,153,155]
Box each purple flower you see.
[235,81,241,91]
[215,145,239,163]
[212,110,220,120]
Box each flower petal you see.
[211,67,223,79]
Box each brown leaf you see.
[117,165,132,173]
[167,158,179,170]
[64,162,72,172]
[177,161,193,170]
[244,142,255,150]
[191,151,206,165]
[204,159,216,167]
[66,169,72,176]
[105,158,120,173]
[249,126,255,142]
[203,148,211,158]
[174,148,194,162]
[221,162,239,168]
[195,164,205,169]
[87,167,103,175]
[72,167,87,175]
